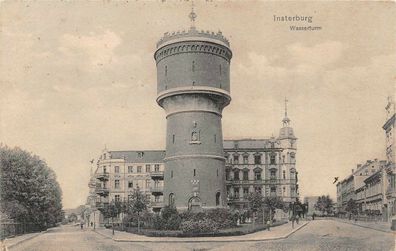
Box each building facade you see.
[223,111,298,209]
[384,96,396,220]
[337,159,385,214]
[337,97,395,222]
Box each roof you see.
[279,126,296,140]
[157,27,230,49]
[109,150,166,163]
[223,139,271,149]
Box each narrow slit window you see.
[193,169,196,177]
[219,64,222,75]
[165,65,167,76]
[192,61,195,72]
[172,134,175,144]
[214,134,217,143]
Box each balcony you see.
[151,186,164,194]
[96,187,109,196]
[96,173,109,181]
[150,171,164,180]
[151,201,164,209]
[95,202,109,209]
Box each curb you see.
[7,230,48,249]
[332,219,393,234]
[94,222,309,243]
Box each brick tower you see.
[154,6,232,210]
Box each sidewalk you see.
[332,218,393,233]
[94,221,309,243]
[3,230,47,249]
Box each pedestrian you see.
[80,222,83,230]
[291,215,295,229]
[266,219,271,231]
[312,212,315,220]
[0,238,8,251]
[296,215,300,225]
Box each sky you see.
[0,0,395,209]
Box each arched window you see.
[169,193,175,206]
[216,192,221,206]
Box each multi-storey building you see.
[337,159,385,213]
[383,96,396,221]
[223,110,298,209]
[85,149,166,226]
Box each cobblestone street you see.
[10,220,395,251]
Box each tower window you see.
[192,61,195,72]
[216,192,221,206]
[171,170,173,178]
[169,193,175,206]
[193,169,196,177]
[172,134,175,144]
[165,65,167,76]
[214,134,217,143]
[217,169,219,177]
[219,64,222,75]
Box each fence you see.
[0,222,45,239]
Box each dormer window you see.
[138,152,144,158]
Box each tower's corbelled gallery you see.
[154,9,232,210]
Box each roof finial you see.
[284,97,288,118]
[189,0,197,29]
[282,97,291,127]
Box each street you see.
[11,220,395,251]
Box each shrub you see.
[152,206,181,230]
[206,208,237,228]
[165,214,182,230]
[180,218,219,233]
